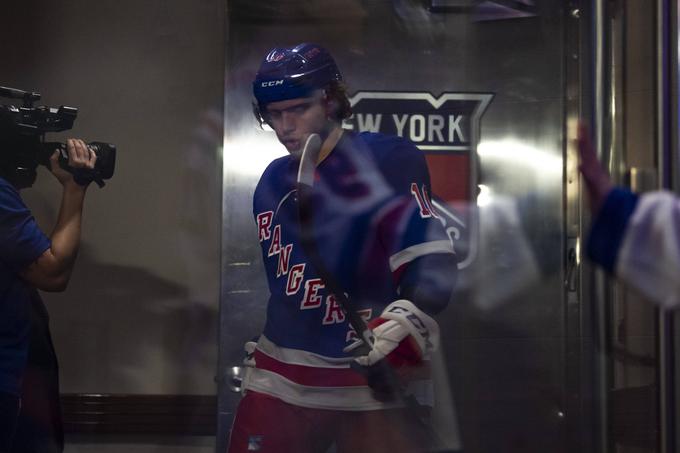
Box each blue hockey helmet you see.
[253,43,343,105]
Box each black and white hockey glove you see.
[347,299,440,370]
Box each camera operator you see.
[0,137,96,453]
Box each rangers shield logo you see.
[345,91,492,203]
[344,91,493,265]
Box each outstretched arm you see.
[578,123,680,307]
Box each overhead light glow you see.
[223,135,286,179]
[477,139,561,176]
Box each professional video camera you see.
[0,86,116,188]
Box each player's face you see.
[264,93,330,154]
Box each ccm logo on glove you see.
[385,305,434,350]
[350,300,440,369]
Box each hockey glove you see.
[347,299,440,370]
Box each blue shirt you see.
[0,176,51,395]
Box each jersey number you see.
[410,183,439,218]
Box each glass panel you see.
[219,2,576,452]
[1,2,224,451]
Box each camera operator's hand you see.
[49,138,97,188]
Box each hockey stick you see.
[296,133,375,352]
[295,133,458,453]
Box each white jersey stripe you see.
[244,367,401,411]
[389,240,455,272]
[257,335,354,368]
[249,335,435,410]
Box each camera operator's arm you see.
[20,139,96,292]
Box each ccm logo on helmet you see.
[261,80,284,88]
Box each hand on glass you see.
[577,123,612,214]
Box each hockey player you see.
[226,43,458,453]
[579,124,680,308]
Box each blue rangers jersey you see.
[246,131,456,410]
[588,188,680,309]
